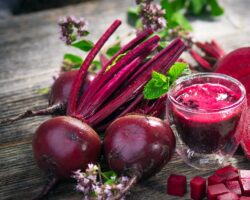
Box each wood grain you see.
[0,0,250,199]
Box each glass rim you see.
[168,72,246,113]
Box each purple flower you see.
[139,2,166,31]
[58,16,88,45]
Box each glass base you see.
[176,144,231,170]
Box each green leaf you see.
[167,62,188,82]
[90,60,102,72]
[37,87,50,95]
[101,171,118,184]
[106,44,121,57]
[158,40,170,50]
[127,7,140,27]
[64,53,83,64]
[143,71,170,100]
[71,39,94,52]
[207,0,224,16]
[190,0,206,15]
[171,11,193,31]
[171,0,187,11]
[161,0,174,20]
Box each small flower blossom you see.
[58,15,88,45]
[136,0,153,4]
[139,2,167,31]
[73,164,131,199]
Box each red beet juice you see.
[173,83,241,153]
[167,73,247,169]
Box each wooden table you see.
[0,0,250,199]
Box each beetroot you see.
[167,174,187,197]
[33,116,101,178]
[0,70,95,124]
[239,178,250,196]
[215,165,238,175]
[240,170,250,179]
[49,70,95,106]
[214,47,250,160]
[103,114,175,179]
[190,176,206,200]
[218,171,239,182]
[226,180,242,196]
[240,196,250,200]
[217,192,239,200]
[208,174,226,185]
[207,183,229,200]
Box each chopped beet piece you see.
[240,196,250,200]
[215,165,238,175]
[239,179,250,196]
[240,170,250,179]
[207,183,229,200]
[208,174,226,185]
[167,174,187,197]
[218,171,239,181]
[226,180,242,196]
[217,192,239,200]
[190,176,206,200]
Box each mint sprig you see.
[143,62,188,100]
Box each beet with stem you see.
[0,70,95,124]
[4,17,185,199]
[103,114,175,199]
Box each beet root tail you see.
[0,103,65,125]
[32,176,58,200]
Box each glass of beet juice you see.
[167,73,247,170]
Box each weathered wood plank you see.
[0,0,250,199]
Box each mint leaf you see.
[167,62,188,82]
[71,39,94,52]
[208,0,224,16]
[143,71,170,100]
[106,44,121,57]
[144,62,189,100]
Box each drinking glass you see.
[166,73,247,170]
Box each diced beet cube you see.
[167,174,187,197]
[218,171,239,181]
[239,178,250,196]
[226,180,242,196]
[207,183,229,200]
[240,196,250,200]
[208,174,226,185]
[217,192,239,200]
[190,176,206,200]
[240,170,250,179]
[215,165,238,175]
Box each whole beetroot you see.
[33,116,101,178]
[104,114,175,179]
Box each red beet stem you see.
[76,29,153,111]
[195,41,224,59]
[188,48,212,71]
[86,38,185,126]
[67,19,121,115]
[80,57,144,117]
[77,35,160,114]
